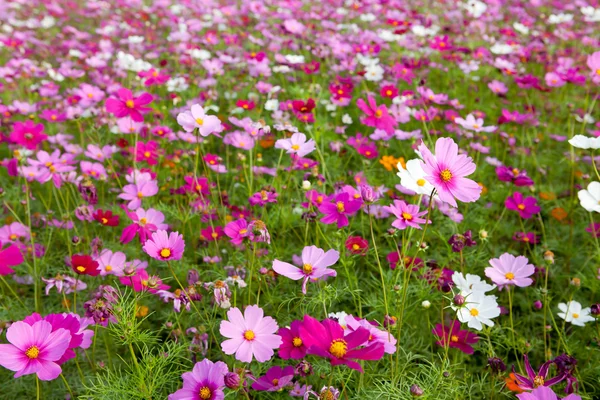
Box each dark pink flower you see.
[432,321,478,354]
[318,192,362,228]
[105,88,153,122]
[356,96,397,134]
[505,192,541,219]
[9,120,47,150]
[278,320,308,359]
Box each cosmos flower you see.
[455,291,500,331]
[418,137,481,207]
[223,219,250,245]
[95,249,127,277]
[168,359,228,400]
[71,254,100,276]
[219,305,281,363]
[0,320,71,381]
[557,301,594,327]
[397,159,435,195]
[0,242,24,276]
[9,120,48,150]
[344,315,397,354]
[274,132,316,157]
[272,245,339,294]
[356,96,397,134]
[105,88,153,122]
[278,320,308,360]
[577,182,600,212]
[318,192,362,228]
[298,315,384,372]
[455,114,497,132]
[251,365,295,392]
[143,230,185,261]
[485,253,535,288]
[512,354,566,391]
[176,104,222,136]
[383,199,429,230]
[432,321,479,354]
[495,166,534,186]
[505,192,541,219]
[517,386,581,400]
[93,209,120,227]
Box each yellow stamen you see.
[25,346,40,359]
[292,337,303,347]
[244,330,255,341]
[440,169,452,182]
[329,339,348,358]
[160,248,171,258]
[302,263,313,274]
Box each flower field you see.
[1,0,600,399]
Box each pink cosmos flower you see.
[488,80,508,95]
[432,321,479,354]
[0,242,24,275]
[118,174,159,210]
[225,131,255,150]
[505,192,541,219]
[224,218,250,245]
[168,359,228,400]
[9,120,48,150]
[272,245,339,294]
[485,253,534,288]
[252,366,295,392]
[298,315,384,372]
[219,305,282,363]
[0,320,71,380]
[278,320,308,359]
[95,249,127,277]
[176,104,222,136]
[120,207,167,244]
[356,96,397,134]
[119,269,169,293]
[418,137,482,207]
[80,161,107,180]
[40,109,67,123]
[383,200,429,230]
[586,51,600,85]
[143,230,185,261]
[105,88,153,122]
[0,222,30,243]
[248,190,278,206]
[135,141,159,165]
[138,69,170,86]
[495,166,534,186]
[517,386,581,400]
[318,192,363,228]
[84,144,117,162]
[274,132,316,157]
[454,114,497,133]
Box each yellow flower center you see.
[87,93,94,98]
[139,218,147,225]
[517,204,526,210]
[416,178,426,186]
[292,337,303,347]
[9,234,18,240]
[199,386,212,399]
[195,118,204,126]
[386,90,392,96]
[244,330,256,341]
[401,212,413,221]
[533,376,544,387]
[512,168,520,176]
[329,339,348,358]
[302,263,313,274]
[375,109,383,118]
[352,244,360,250]
[440,169,453,182]
[125,100,135,108]
[144,151,151,158]
[291,144,300,150]
[470,308,479,316]
[211,232,218,238]
[101,218,108,224]
[160,248,171,258]
[336,201,345,213]
[572,313,579,319]
[239,229,247,235]
[105,265,112,272]
[450,335,459,343]
[25,346,40,359]
[76,266,86,272]
[505,272,515,280]
[272,378,279,386]
[137,191,144,199]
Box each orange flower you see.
[380,155,405,171]
[539,192,556,201]
[504,373,524,393]
[551,207,568,222]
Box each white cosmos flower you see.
[578,182,600,212]
[558,301,594,326]
[264,99,279,111]
[452,272,496,297]
[342,114,352,124]
[490,43,514,55]
[568,135,600,149]
[397,159,435,195]
[364,64,384,82]
[456,292,500,331]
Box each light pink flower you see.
[176,104,222,136]
[272,245,339,294]
[484,253,534,288]
[274,132,316,157]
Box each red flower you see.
[292,99,316,114]
[93,209,120,227]
[380,85,398,99]
[71,254,100,276]
[236,100,255,111]
[345,236,368,255]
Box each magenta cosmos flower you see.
[219,305,282,363]
[484,253,534,288]
[298,315,384,372]
[224,218,250,245]
[252,365,295,391]
[418,137,481,207]
[278,320,308,359]
[496,166,534,187]
[0,320,71,380]
[105,88,153,122]
[274,132,316,157]
[168,359,228,400]
[143,230,185,261]
[176,104,222,136]
[9,120,48,150]
[432,321,479,354]
[318,192,362,228]
[0,242,24,276]
[505,192,541,219]
[356,96,397,134]
[517,386,581,400]
[383,199,429,230]
[272,245,339,294]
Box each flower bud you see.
[487,357,506,374]
[543,250,555,264]
[533,300,543,310]
[591,304,600,316]
[453,294,465,306]
[360,184,376,203]
[302,180,311,190]
[410,384,424,397]
[421,300,431,309]
[295,360,313,377]
[224,372,240,389]
[570,277,581,287]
